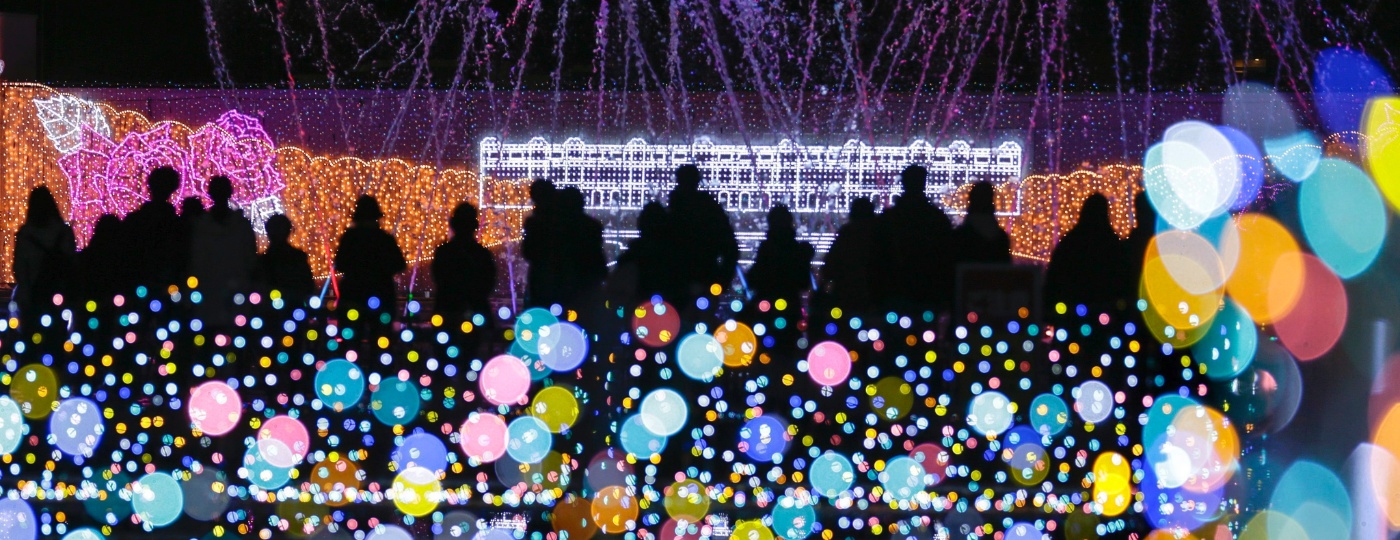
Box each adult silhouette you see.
[432,202,497,320]
[178,195,204,257]
[123,167,186,289]
[1044,194,1129,310]
[1123,191,1157,300]
[80,214,123,303]
[953,182,1011,265]
[556,187,607,306]
[12,186,76,326]
[667,164,738,297]
[521,179,561,306]
[257,214,316,307]
[180,196,205,219]
[820,198,877,313]
[874,165,954,310]
[188,177,258,326]
[334,195,407,324]
[613,202,679,304]
[747,205,815,302]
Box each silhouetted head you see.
[24,186,62,226]
[559,187,586,213]
[147,167,181,202]
[967,182,996,216]
[675,165,702,191]
[849,197,875,221]
[1133,191,1155,232]
[352,195,384,223]
[530,179,557,208]
[180,197,205,217]
[1076,194,1113,233]
[265,214,293,243]
[449,202,479,235]
[900,165,928,198]
[767,204,796,239]
[207,176,234,207]
[637,202,668,236]
[92,214,120,240]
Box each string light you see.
[480,136,1025,258]
[0,83,1372,284]
[34,93,112,155]
[0,84,529,282]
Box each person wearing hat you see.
[257,214,316,307]
[431,202,497,356]
[432,202,496,320]
[334,195,407,333]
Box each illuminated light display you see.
[480,136,1025,256]
[1370,406,1400,528]
[1298,158,1388,278]
[54,111,287,240]
[1313,47,1396,136]
[1,84,1346,283]
[0,76,1386,538]
[1364,97,1400,213]
[34,94,112,155]
[1143,121,1242,230]
[0,276,1244,538]
[1221,213,1305,325]
[1272,254,1348,361]
[0,84,505,282]
[1268,460,1354,540]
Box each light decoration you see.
[0,84,508,282]
[479,136,1025,256]
[34,94,112,155]
[273,148,487,277]
[0,279,1226,538]
[55,110,286,239]
[0,83,1373,284]
[1365,97,1400,212]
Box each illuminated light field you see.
[0,286,1239,540]
[3,1,1400,537]
[1,83,1373,282]
[0,79,1397,540]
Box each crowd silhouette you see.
[10,163,1147,350]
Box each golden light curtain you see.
[2,82,1142,284]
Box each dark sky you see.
[29,0,214,85]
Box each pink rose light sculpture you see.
[59,124,195,242]
[55,110,285,244]
[189,110,284,207]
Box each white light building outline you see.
[479,137,1024,260]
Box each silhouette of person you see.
[953,182,1011,266]
[258,214,316,307]
[613,202,679,304]
[188,177,258,327]
[1123,191,1157,301]
[80,214,124,303]
[521,179,561,306]
[178,196,205,264]
[432,202,497,320]
[668,164,738,297]
[12,186,76,327]
[334,195,407,324]
[747,205,815,302]
[1044,193,1129,311]
[180,196,205,219]
[123,166,186,289]
[821,198,878,313]
[874,164,954,310]
[557,187,607,306]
